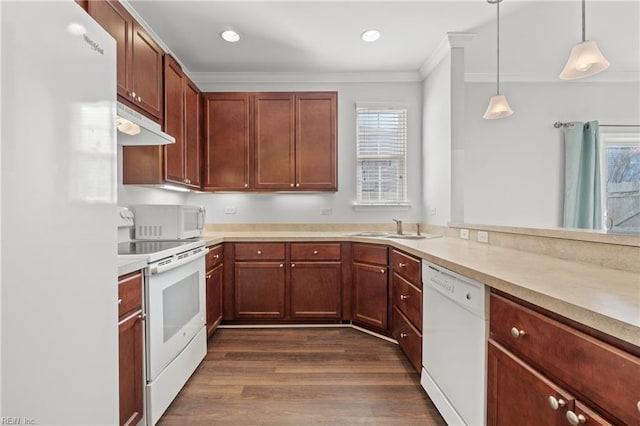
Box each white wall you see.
[187,81,423,224]
[422,54,452,226]
[463,81,640,228]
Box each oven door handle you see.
[150,247,209,275]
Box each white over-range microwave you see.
[130,204,205,240]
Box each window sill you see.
[353,202,412,212]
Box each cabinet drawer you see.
[118,272,142,319]
[206,244,223,270]
[353,243,387,266]
[235,243,285,261]
[392,274,422,330]
[490,293,640,425]
[391,250,421,287]
[291,243,341,261]
[392,306,422,373]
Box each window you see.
[355,103,408,205]
[600,128,640,234]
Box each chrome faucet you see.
[392,218,403,235]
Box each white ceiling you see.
[125,1,639,81]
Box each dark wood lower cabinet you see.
[290,261,341,319]
[118,312,143,426]
[352,262,389,331]
[206,262,223,336]
[392,307,422,373]
[234,262,286,319]
[487,340,574,426]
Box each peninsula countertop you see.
[200,231,639,347]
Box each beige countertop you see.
[201,231,640,347]
[118,255,148,277]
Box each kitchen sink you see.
[384,233,441,240]
[347,231,390,237]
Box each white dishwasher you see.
[421,260,488,426]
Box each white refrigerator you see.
[1,1,119,424]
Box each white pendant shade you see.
[559,40,610,80]
[483,94,513,120]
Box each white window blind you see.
[356,104,408,204]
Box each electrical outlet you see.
[477,231,489,243]
[460,229,469,240]
[320,208,333,215]
[224,206,236,215]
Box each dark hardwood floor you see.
[158,327,446,425]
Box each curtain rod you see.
[554,121,640,129]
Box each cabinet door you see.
[488,340,575,426]
[131,22,163,120]
[204,93,251,190]
[206,263,223,336]
[163,55,185,185]
[290,261,341,319]
[87,0,132,100]
[119,312,143,426]
[234,262,285,319]
[295,92,337,190]
[352,262,388,330]
[184,79,202,188]
[254,93,295,190]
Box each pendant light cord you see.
[581,0,586,41]
[496,0,500,94]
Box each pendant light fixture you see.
[559,0,609,80]
[483,0,513,120]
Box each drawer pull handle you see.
[566,411,586,425]
[548,396,566,411]
[118,299,123,306]
[214,254,220,259]
[400,333,407,338]
[510,327,526,338]
[257,250,262,255]
[291,263,296,268]
[400,295,408,300]
[313,250,318,254]
[399,262,406,268]
[380,269,385,274]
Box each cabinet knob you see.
[118,298,122,306]
[137,96,142,102]
[290,183,294,187]
[214,254,220,259]
[566,411,586,425]
[257,250,262,255]
[131,91,136,98]
[637,401,640,413]
[548,396,566,411]
[138,313,146,321]
[313,250,318,254]
[399,262,406,268]
[400,294,408,300]
[279,263,284,268]
[380,269,385,274]
[295,183,300,187]
[510,327,526,338]
[291,263,296,268]
[206,275,211,279]
[400,333,407,338]
[244,183,249,188]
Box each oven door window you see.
[162,272,199,342]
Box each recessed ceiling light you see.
[221,30,240,43]
[361,29,381,42]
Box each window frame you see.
[354,102,410,208]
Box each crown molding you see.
[465,71,640,83]
[419,32,477,80]
[190,71,423,85]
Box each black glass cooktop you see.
[118,240,198,256]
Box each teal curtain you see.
[563,121,602,229]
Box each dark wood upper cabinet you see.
[203,91,337,192]
[254,93,295,190]
[295,92,337,190]
[163,55,185,184]
[88,0,163,121]
[184,80,202,187]
[203,93,252,191]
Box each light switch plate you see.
[477,231,489,243]
[460,229,469,240]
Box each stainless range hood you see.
[116,102,175,146]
